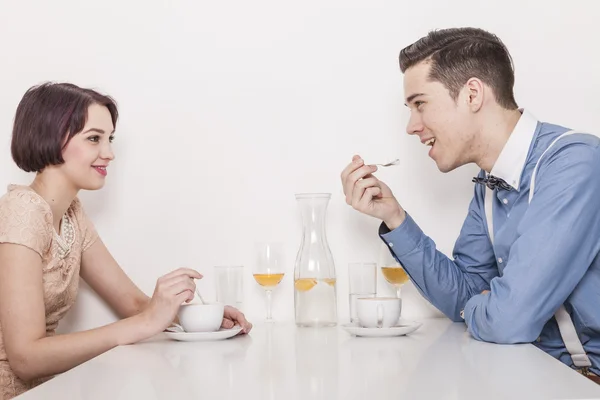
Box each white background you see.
[0,0,598,331]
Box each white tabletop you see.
[17,319,600,400]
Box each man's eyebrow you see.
[404,93,425,106]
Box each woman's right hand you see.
[141,268,202,334]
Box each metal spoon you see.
[195,283,206,304]
[188,278,206,304]
[374,158,400,167]
[165,323,185,333]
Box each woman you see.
[0,82,252,399]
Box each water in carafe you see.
[293,193,337,327]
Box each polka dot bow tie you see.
[472,175,513,191]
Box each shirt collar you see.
[489,108,539,192]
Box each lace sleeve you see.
[0,189,53,257]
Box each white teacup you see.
[356,297,401,328]
[177,303,224,333]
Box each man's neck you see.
[474,107,523,173]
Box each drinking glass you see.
[253,242,285,322]
[378,243,409,298]
[348,262,377,322]
[215,265,244,310]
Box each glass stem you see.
[265,289,273,321]
[396,286,402,299]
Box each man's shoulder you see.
[537,122,599,146]
[534,123,600,160]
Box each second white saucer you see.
[341,319,422,338]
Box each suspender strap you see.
[484,130,591,368]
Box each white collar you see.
[489,109,539,192]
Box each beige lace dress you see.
[0,185,98,399]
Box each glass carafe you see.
[294,193,337,327]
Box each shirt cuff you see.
[462,294,484,334]
[378,212,425,257]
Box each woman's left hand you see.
[221,305,252,334]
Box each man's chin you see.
[435,159,459,173]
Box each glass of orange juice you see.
[253,242,285,322]
[378,243,409,298]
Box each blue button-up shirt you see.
[380,111,600,372]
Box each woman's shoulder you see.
[0,185,54,255]
[0,185,53,220]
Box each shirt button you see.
[388,243,394,248]
[502,198,509,205]
[498,257,503,264]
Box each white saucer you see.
[341,319,422,338]
[164,326,243,342]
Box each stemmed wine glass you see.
[378,243,409,298]
[253,242,285,322]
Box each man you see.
[341,27,600,381]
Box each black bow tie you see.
[472,175,513,191]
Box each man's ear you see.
[464,77,485,112]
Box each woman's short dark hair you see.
[11,82,119,172]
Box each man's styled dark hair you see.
[399,27,518,109]
[11,82,118,172]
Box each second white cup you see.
[356,297,401,328]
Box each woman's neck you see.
[30,170,78,231]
